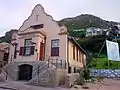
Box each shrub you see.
[75,78,85,85]
[76,68,91,85]
[83,68,91,80]
[103,61,108,67]
[92,63,97,67]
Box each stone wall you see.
[54,69,67,86]
[65,73,79,87]
[90,69,120,78]
[3,61,48,81]
[27,68,67,87]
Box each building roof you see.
[68,36,87,54]
[0,42,10,51]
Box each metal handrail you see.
[32,60,49,72]
[32,59,67,76]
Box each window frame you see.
[51,39,59,56]
[24,38,32,56]
[76,47,78,61]
[73,45,75,60]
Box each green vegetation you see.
[0,29,18,43]
[59,14,119,31]
[69,29,86,38]
[78,35,107,53]
[88,56,120,69]
[75,68,91,85]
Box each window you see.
[97,31,101,34]
[24,39,32,56]
[74,67,76,73]
[25,39,32,46]
[68,67,71,73]
[30,24,44,29]
[19,47,24,56]
[51,39,59,56]
[77,48,78,61]
[19,39,35,56]
[93,30,95,33]
[73,45,75,60]
[79,51,82,63]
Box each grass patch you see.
[89,56,120,69]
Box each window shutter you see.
[14,45,17,59]
[19,47,24,56]
[31,46,35,55]
[23,47,26,56]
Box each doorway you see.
[39,42,44,60]
[18,64,33,80]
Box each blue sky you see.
[0,0,120,36]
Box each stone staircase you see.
[27,61,57,86]
[0,60,67,87]
[0,62,19,81]
[32,61,53,78]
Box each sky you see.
[0,0,120,36]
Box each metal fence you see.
[47,59,67,69]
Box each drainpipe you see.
[67,38,70,72]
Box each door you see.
[3,53,9,62]
[18,64,33,80]
[39,42,44,60]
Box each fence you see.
[47,59,67,69]
[32,59,67,77]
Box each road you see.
[0,79,120,90]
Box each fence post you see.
[56,59,58,69]
[48,59,49,68]
[65,61,67,69]
[61,59,62,68]
[51,59,54,68]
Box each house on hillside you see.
[5,4,86,85]
[0,42,10,68]
[86,27,102,37]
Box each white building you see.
[86,27,103,37]
[2,4,86,86]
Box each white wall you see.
[9,4,68,62]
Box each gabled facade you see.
[8,4,86,81]
[10,5,68,63]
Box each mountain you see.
[0,29,18,43]
[0,14,120,43]
[58,14,120,30]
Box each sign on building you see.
[106,40,120,61]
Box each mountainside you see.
[58,14,120,30]
[0,29,18,43]
[0,14,120,44]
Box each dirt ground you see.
[79,78,120,90]
[0,79,120,90]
